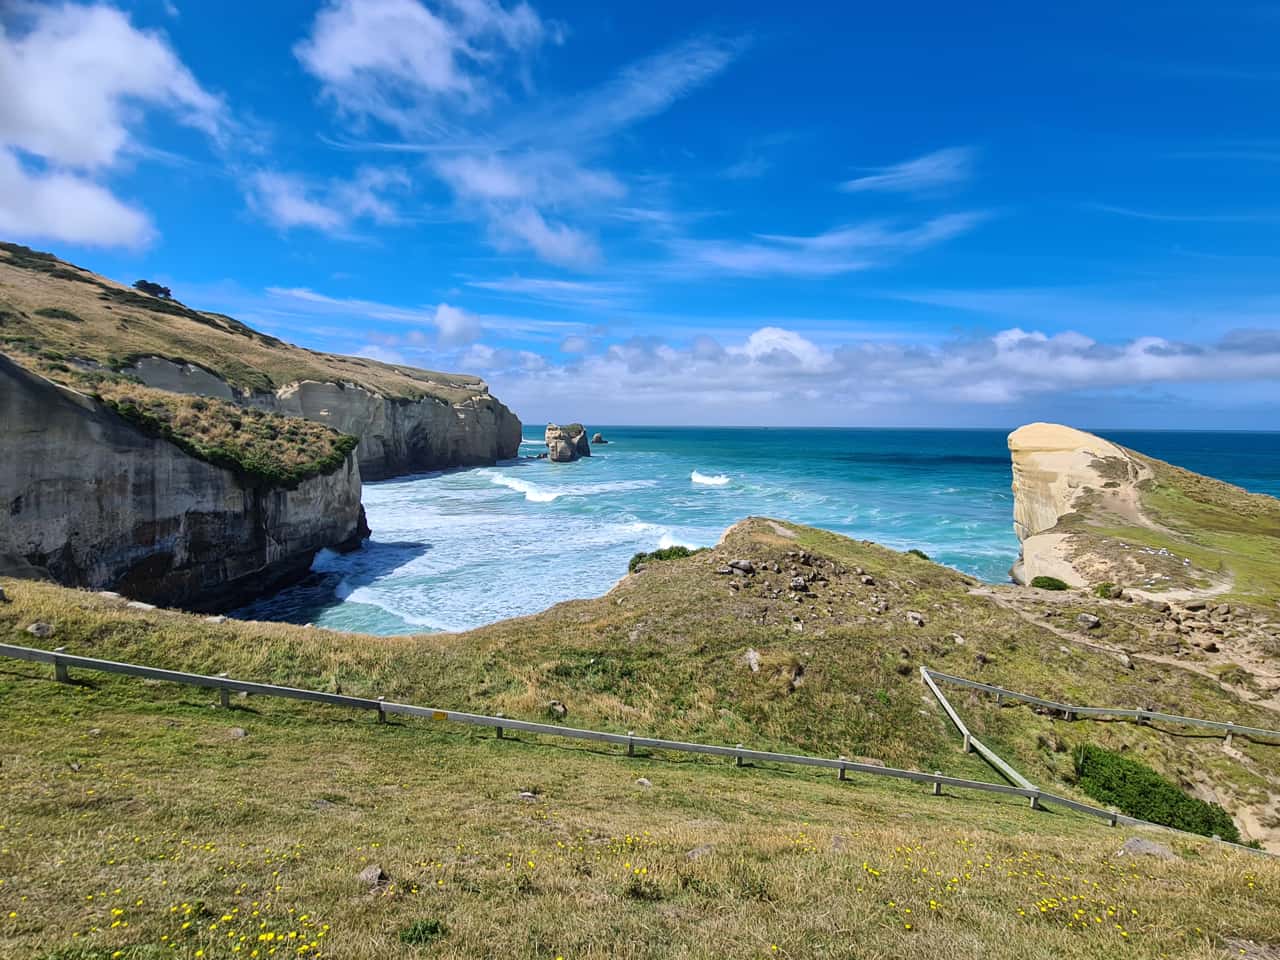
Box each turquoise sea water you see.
[233,428,1280,636]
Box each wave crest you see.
[490,474,561,502]
[691,470,731,486]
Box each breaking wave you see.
[691,470,731,486]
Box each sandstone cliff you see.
[0,355,367,609]
[545,423,592,462]
[123,361,523,480]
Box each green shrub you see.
[906,548,930,561]
[1094,582,1116,598]
[399,918,448,946]
[628,545,705,573]
[1072,744,1240,842]
[1030,575,1069,591]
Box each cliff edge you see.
[1008,422,1280,608]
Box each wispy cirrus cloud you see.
[245,166,411,232]
[0,2,229,247]
[672,212,988,277]
[1086,202,1280,224]
[466,275,638,308]
[839,146,975,194]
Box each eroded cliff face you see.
[128,360,522,480]
[1007,422,1145,586]
[0,356,367,609]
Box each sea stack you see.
[545,423,592,462]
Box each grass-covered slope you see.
[3,518,1280,955]
[0,240,486,401]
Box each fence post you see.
[217,672,231,710]
[933,771,942,796]
[52,647,70,684]
[735,743,744,768]
[1108,809,1118,827]
[995,693,1003,706]
[838,756,848,781]
[627,731,635,757]
[1137,710,1149,726]
[1029,791,1041,811]
[377,696,386,724]
[495,713,505,740]
[1224,723,1234,747]
[962,732,972,753]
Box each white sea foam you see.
[691,470,731,486]
[490,474,562,502]
[658,532,701,549]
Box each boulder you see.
[25,621,54,638]
[591,433,608,444]
[635,777,652,789]
[907,611,926,627]
[545,423,591,462]
[728,559,755,575]
[547,699,568,719]
[1115,837,1175,860]
[1076,613,1102,630]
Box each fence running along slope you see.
[0,642,1272,858]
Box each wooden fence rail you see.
[0,642,1271,859]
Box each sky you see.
[2,1,1279,428]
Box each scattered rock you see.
[685,844,714,861]
[1203,641,1220,653]
[517,791,540,803]
[790,576,808,592]
[1183,599,1208,612]
[1141,599,1171,614]
[1116,653,1135,670]
[591,432,608,444]
[88,727,101,737]
[714,566,733,576]
[635,777,652,789]
[0,585,8,603]
[743,648,761,673]
[729,559,755,575]
[859,575,876,586]
[68,761,81,772]
[25,621,54,638]
[1222,939,1280,960]
[204,615,227,624]
[126,601,156,611]
[1115,837,1175,860]
[1075,613,1102,630]
[906,611,926,627]
[228,727,247,739]
[546,700,568,719]
[358,864,389,888]
[1058,645,1071,655]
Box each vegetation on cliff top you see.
[2,522,1278,958]
[0,240,487,402]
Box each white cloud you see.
[462,325,1280,425]
[676,213,986,277]
[488,205,600,267]
[467,275,636,308]
[433,302,482,344]
[0,2,226,248]
[840,147,975,194]
[0,148,154,248]
[246,166,410,232]
[294,0,548,132]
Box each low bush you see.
[907,548,931,561]
[628,545,705,573]
[1073,744,1240,842]
[1094,581,1116,598]
[34,307,84,322]
[1030,575,1069,591]
[399,918,448,946]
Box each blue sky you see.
[2,0,1279,427]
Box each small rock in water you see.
[26,621,54,638]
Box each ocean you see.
[232,427,1280,636]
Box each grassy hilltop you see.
[0,241,496,485]
[3,519,1278,959]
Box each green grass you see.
[1030,576,1070,591]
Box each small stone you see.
[88,728,101,736]
[358,864,389,888]
[126,601,156,611]
[1116,837,1175,860]
[635,777,652,789]
[517,791,540,802]
[1076,613,1102,630]
[728,559,755,575]
[714,566,733,576]
[0,585,8,603]
[1059,645,1070,655]
[547,700,568,719]
[25,621,54,639]
[204,615,227,624]
[907,611,926,627]
[860,574,876,586]
[1116,653,1135,670]
[96,591,121,599]
[228,727,247,739]
[790,576,808,592]
[1142,599,1171,614]
[743,648,761,673]
[1183,599,1207,612]
[1203,641,1220,653]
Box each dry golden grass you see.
[0,241,484,401]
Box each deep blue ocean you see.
[232,427,1280,635]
